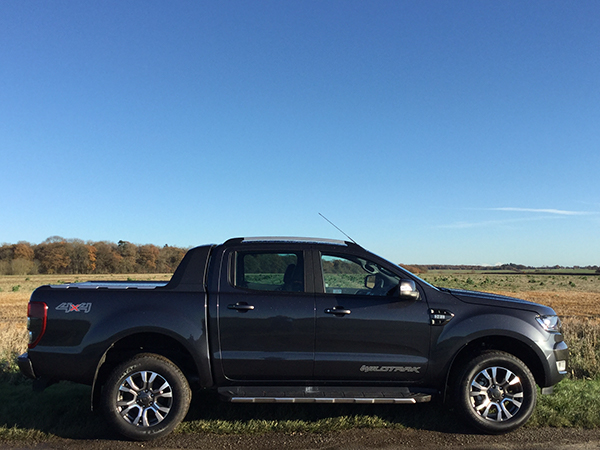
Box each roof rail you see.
[223,236,349,246]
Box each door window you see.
[321,254,401,296]
[234,251,304,292]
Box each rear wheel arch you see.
[92,332,199,410]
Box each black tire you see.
[454,351,536,434]
[101,353,191,441]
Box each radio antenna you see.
[319,213,358,245]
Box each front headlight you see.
[536,315,562,332]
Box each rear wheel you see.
[455,351,536,434]
[102,353,191,440]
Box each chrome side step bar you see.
[228,396,421,404]
[218,386,433,404]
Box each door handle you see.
[325,307,351,316]
[228,302,255,312]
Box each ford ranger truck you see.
[19,237,569,440]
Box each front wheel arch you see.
[444,335,546,396]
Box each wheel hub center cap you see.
[138,390,154,407]
[489,385,503,401]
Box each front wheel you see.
[454,351,537,434]
[102,353,191,440]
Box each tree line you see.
[0,237,188,275]
[414,263,600,273]
[242,253,298,274]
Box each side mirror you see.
[365,274,376,289]
[399,279,420,301]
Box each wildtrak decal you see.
[360,365,420,374]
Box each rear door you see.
[216,246,315,381]
[313,250,431,381]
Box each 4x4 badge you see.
[56,302,92,314]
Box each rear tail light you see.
[27,302,47,349]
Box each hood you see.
[443,288,556,315]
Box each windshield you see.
[373,254,439,292]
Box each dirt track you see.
[3,428,600,450]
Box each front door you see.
[314,251,431,382]
[217,248,315,381]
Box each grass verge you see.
[530,378,600,428]
[1,378,600,441]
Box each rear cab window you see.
[233,251,305,292]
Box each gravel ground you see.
[3,428,600,450]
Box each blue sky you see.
[1,1,599,266]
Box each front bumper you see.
[553,340,569,376]
[541,337,569,389]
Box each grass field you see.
[1,272,600,439]
[420,272,600,293]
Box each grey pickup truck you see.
[19,237,568,440]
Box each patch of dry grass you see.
[0,323,27,364]
[0,292,28,377]
[562,317,600,379]
[0,292,29,369]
